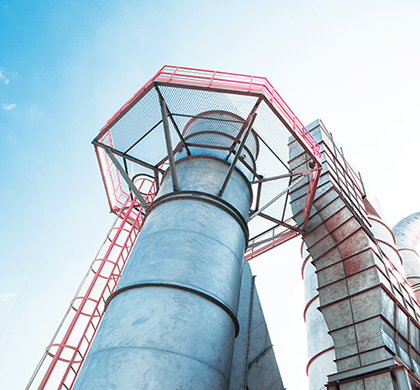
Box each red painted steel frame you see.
[245,230,300,261]
[302,169,322,231]
[98,66,321,167]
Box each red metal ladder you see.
[26,177,156,390]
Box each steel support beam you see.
[249,173,309,221]
[226,96,262,159]
[104,147,149,210]
[159,95,179,192]
[93,141,163,173]
[219,113,257,197]
[251,169,315,184]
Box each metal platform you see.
[93,65,323,259]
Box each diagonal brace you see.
[159,95,179,191]
[218,113,257,197]
[104,147,149,210]
[251,168,317,184]
[249,172,310,221]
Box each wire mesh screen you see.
[93,67,321,252]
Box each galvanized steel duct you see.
[301,241,337,390]
[301,205,418,390]
[73,113,257,389]
[368,214,404,277]
[393,212,420,303]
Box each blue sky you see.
[1,1,420,389]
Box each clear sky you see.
[1,1,420,389]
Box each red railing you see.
[26,178,157,390]
[96,66,322,222]
[96,135,129,211]
[245,220,301,261]
[97,65,321,164]
[302,169,321,231]
[153,66,321,160]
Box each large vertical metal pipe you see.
[301,241,336,390]
[393,212,420,303]
[73,112,256,389]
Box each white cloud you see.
[3,103,16,110]
[0,293,16,302]
[0,70,10,85]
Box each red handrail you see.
[26,178,157,390]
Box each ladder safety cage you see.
[26,175,157,390]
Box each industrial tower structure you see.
[25,66,420,389]
[294,120,420,390]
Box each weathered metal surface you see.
[301,241,337,390]
[292,120,420,389]
[73,112,259,389]
[27,65,317,389]
[229,261,284,390]
[393,213,420,302]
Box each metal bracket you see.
[103,147,149,210]
[93,141,164,174]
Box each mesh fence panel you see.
[107,87,161,153]
[96,82,317,242]
[159,85,258,122]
